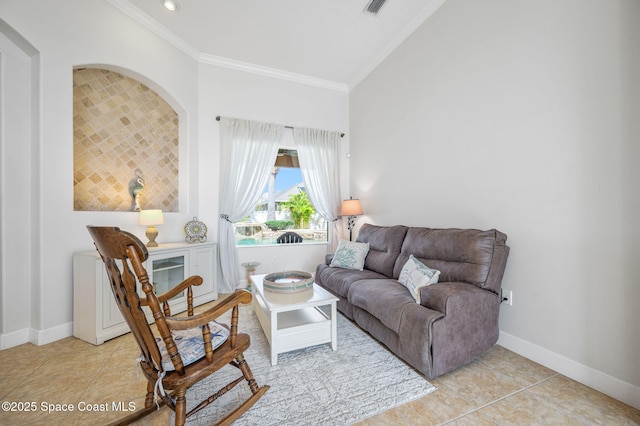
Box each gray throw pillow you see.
[398,255,440,303]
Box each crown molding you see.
[349,0,448,90]
[106,0,348,92]
[107,0,200,59]
[199,53,348,93]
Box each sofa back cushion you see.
[393,228,508,292]
[356,224,408,278]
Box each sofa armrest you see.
[325,253,334,265]
[422,281,501,377]
[420,282,489,314]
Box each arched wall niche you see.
[73,65,184,212]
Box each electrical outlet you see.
[502,289,513,306]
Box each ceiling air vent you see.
[364,0,388,15]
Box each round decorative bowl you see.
[263,271,313,294]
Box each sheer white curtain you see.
[293,127,342,252]
[218,117,283,292]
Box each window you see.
[234,149,328,246]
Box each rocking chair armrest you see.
[138,275,204,307]
[155,275,203,303]
[164,289,251,331]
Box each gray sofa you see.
[315,223,510,379]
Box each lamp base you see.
[346,216,357,241]
[145,225,159,247]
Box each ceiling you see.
[110,0,447,91]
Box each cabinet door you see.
[73,252,128,345]
[147,250,189,312]
[101,264,125,329]
[191,245,217,301]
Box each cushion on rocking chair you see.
[156,321,230,371]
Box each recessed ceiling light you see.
[161,0,179,11]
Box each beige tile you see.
[463,387,588,425]
[356,404,412,425]
[0,341,68,396]
[389,388,476,426]
[446,410,503,426]
[7,375,94,403]
[430,361,520,408]
[476,345,556,384]
[525,375,640,424]
[0,375,27,399]
[444,374,640,426]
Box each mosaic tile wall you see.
[73,68,179,212]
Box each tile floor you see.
[1,301,638,425]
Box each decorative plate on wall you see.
[184,217,207,243]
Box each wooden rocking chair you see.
[86,226,268,426]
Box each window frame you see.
[234,148,328,247]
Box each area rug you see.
[180,305,436,425]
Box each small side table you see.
[250,274,339,366]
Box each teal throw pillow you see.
[330,240,370,271]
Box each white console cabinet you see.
[73,241,218,345]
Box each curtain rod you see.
[215,116,344,138]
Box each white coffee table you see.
[251,274,339,366]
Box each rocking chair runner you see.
[86,226,268,426]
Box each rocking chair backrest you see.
[86,226,167,372]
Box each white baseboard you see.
[1,322,73,350]
[0,328,30,350]
[498,331,640,410]
[32,321,73,346]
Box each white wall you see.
[0,0,348,348]
[350,0,639,408]
[0,20,37,344]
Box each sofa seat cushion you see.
[348,279,415,333]
[315,264,388,298]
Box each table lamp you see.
[139,209,164,247]
[341,198,363,241]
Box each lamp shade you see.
[139,209,164,226]
[341,199,363,216]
